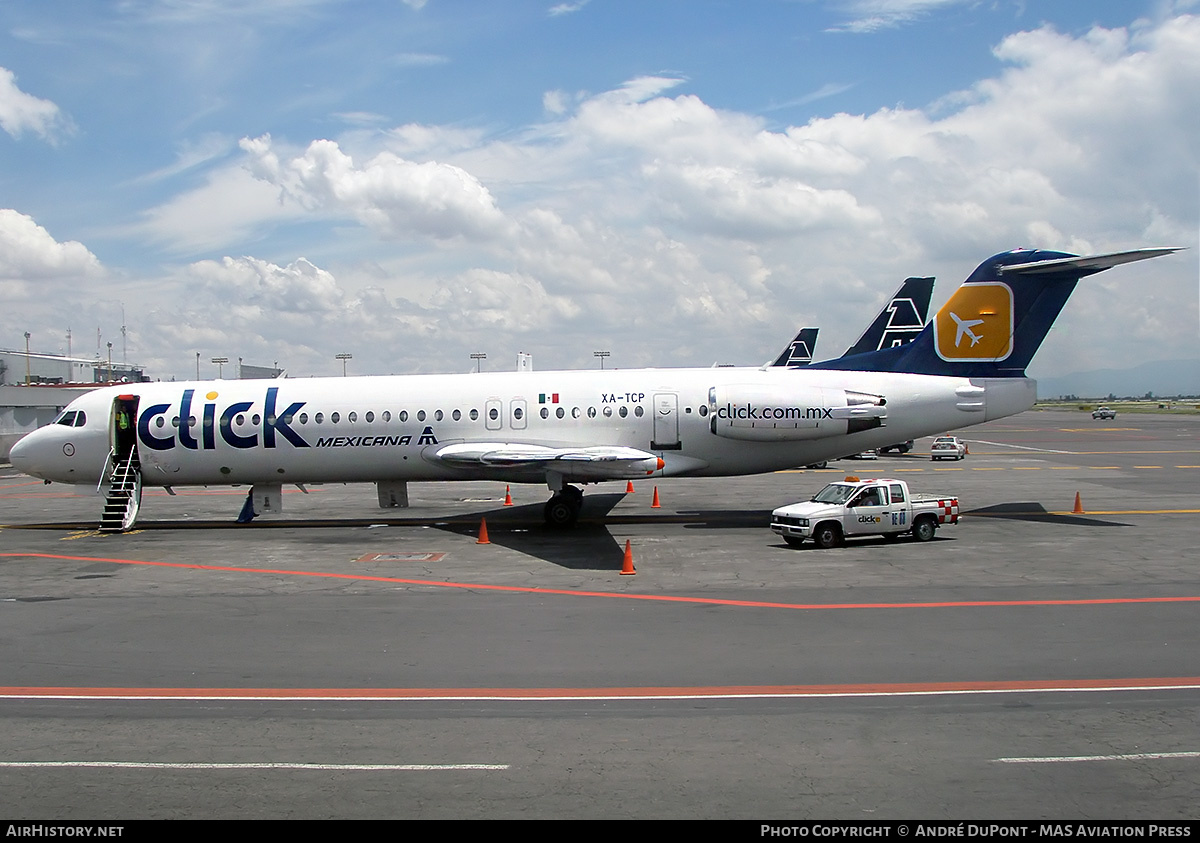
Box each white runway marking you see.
[994,752,1200,764]
[967,438,1075,454]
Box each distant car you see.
[841,450,878,460]
[1092,407,1116,419]
[930,436,967,460]
[878,440,915,454]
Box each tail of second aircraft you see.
[810,247,1178,378]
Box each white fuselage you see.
[9,366,1036,490]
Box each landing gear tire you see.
[544,485,583,528]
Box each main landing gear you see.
[544,484,583,528]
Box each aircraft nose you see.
[8,431,36,474]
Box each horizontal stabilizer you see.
[1000,248,1181,276]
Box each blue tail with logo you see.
[810,248,1177,378]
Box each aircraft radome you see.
[9,247,1178,532]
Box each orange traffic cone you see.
[626,480,635,494]
[620,539,636,575]
[477,517,490,544]
[504,485,513,506]
[1073,492,1084,514]
[651,486,661,508]
[965,443,970,455]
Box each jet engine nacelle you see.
[708,384,886,442]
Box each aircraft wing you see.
[998,248,1181,276]
[433,442,664,480]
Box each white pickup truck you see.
[771,478,959,548]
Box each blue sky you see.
[2,0,1197,381]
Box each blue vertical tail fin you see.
[810,248,1179,377]
[770,327,819,368]
[842,276,935,357]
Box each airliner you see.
[769,276,934,368]
[9,247,1176,531]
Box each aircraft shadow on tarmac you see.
[963,502,1129,528]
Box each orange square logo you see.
[934,282,1014,362]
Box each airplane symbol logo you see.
[949,312,984,347]
[934,282,1014,362]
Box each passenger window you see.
[452,409,461,421]
[469,409,479,421]
[382,411,391,422]
[417,410,426,422]
[634,406,644,417]
[540,408,549,419]
[587,407,597,418]
[435,410,444,421]
[513,407,523,420]
[399,411,408,422]
[490,407,500,421]
[365,411,374,423]
[618,406,628,418]
[555,407,565,419]
[603,407,613,417]
[331,412,340,424]
[349,412,358,423]
[315,413,324,424]
[571,407,580,419]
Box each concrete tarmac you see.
[1,409,1198,819]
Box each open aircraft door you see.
[651,392,681,450]
[101,394,142,532]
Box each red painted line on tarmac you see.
[3,677,1200,701]
[4,552,1200,612]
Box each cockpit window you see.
[74,411,86,427]
[55,411,78,426]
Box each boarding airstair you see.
[99,450,142,532]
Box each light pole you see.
[107,342,114,382]
[470,352,486,373]
[24,332,31,385]
[196,352,200,380]
[211,356,229,378]
[593,350,610,370]
[335,352,353,377]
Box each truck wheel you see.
[783,536,805,548]
[912,517,937,542]
[813,523,841,549]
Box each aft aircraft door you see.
[651,392,680,450]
